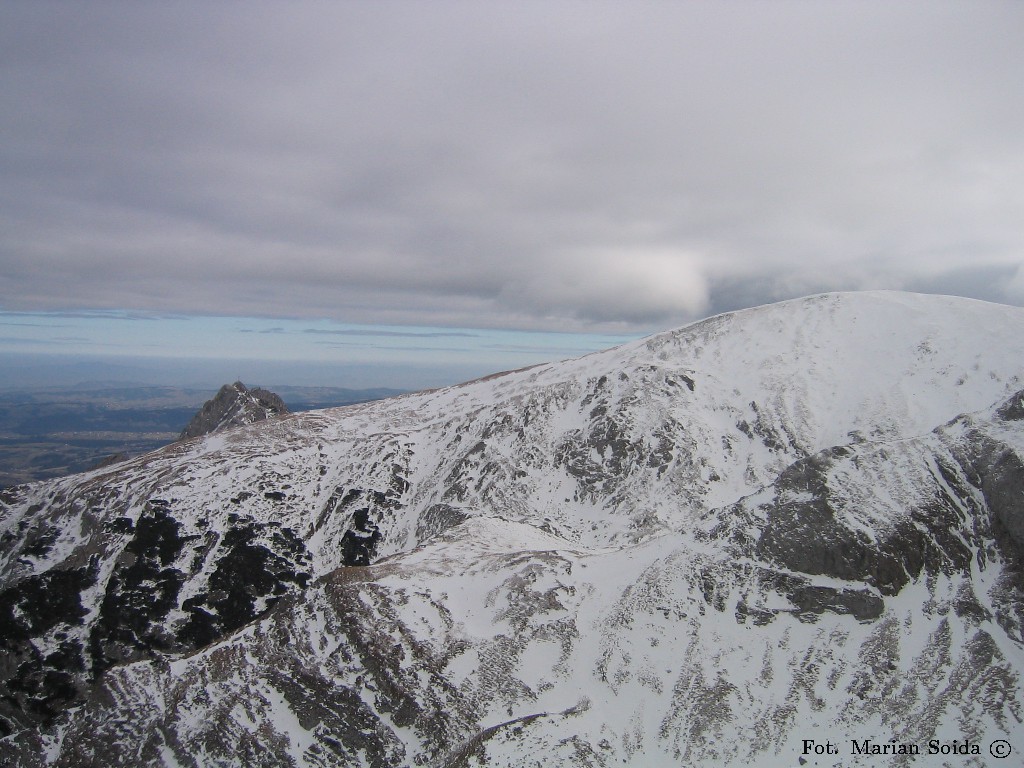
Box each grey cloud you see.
[0,336,68,346]
[302,329,479,339]
[0,321,71,328]
[2,1,1023,333]
[904,263,1021,304]
[482,343,607,356]
[311,340,473,355]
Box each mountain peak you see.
[178,381,288,440]
[3,292,1024,765]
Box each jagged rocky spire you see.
[179,381,289,440]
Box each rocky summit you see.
[1,291,1023,767]
[178,381,289,441]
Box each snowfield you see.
[2,291,1024,766]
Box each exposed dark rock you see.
[0,565,97,734]
[979,447,1024,556]
[89,503,193,674]
[180,518,311,648]
[754,445,981,596]
[995,389,1024,422]
[755,452,909,595]
[788,584,884,622]
[341,507,382,567]
[416,504,469,541]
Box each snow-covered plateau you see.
[1,291,1023,766]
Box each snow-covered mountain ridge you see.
[1,291,1023,766]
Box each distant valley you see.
[0,383,404,488]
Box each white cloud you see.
[1005,264,1024,303]
[501,248,710,324]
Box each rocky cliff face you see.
[178,381,288,440]
[1,292,1023,766]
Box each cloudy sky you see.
[2,1,1023,386]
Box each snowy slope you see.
[2,291,1024,766]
